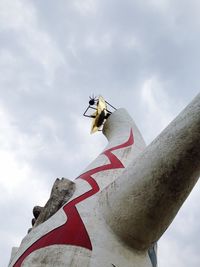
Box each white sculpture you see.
[9,94,200,267]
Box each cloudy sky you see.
[0,0,199,266]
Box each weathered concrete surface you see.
[8,94,200,267]
[9,109,151,267]
[101,93,200,250]
[33,178,75,228]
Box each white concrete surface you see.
[9,94,200,267]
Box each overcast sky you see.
[0,1,199,266]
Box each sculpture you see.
[9,94,200,267]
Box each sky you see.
[0,0,199,266]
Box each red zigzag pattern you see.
[13,130,133,267]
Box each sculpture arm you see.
[101,93,200,250]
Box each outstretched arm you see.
[101,93,200,250]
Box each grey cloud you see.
[0,0,200,266]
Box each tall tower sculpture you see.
[9,94,200,267]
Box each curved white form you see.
[9,94,200,267]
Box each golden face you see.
[90,96,108,134]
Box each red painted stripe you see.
[13,130,134,267]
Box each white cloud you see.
[85,33,112,52]
[0,0,65,85]
[139,76,182,143]
[0,105,50,200]
[73,0,99,15]
[147,0,170,11]
[0,0,34,31]
[0,1,200,266]
[0,106,51,265]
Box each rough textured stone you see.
[33,206,43,219]
[33,178,76,228]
